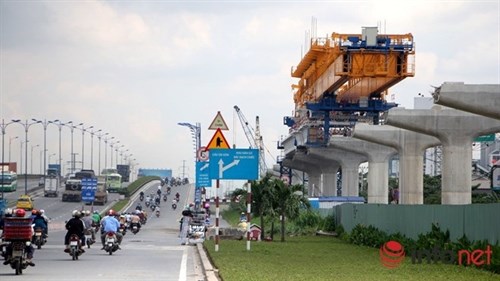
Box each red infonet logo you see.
[380,241,406,269]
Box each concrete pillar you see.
[353,124,440,204]
[293,151,339,196]
[320,163,340,196]
[282,156,322,197]
[386,107,500,204]
[307,171,322,197]
[308,147,367,197]
[329,137,397,204]
[433,82,500,120]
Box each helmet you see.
[39,209,45,214]
[72,210,78,217]
[93,210,99,214]
[15,209,26,217]
[108,209,115,216]
[73,211,81,218]
[31,209,38,215]
[85,210,91,216]
[5,208,13,215]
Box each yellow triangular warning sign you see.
[207,128,230,149]
[208,111,229,130]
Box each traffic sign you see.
[209,148,259,180]
[196,161,211,187]
[197,146,209,161]
[206,128,230,149]
[208,111,229,130]
[81,178,97,202]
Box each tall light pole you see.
[97,132,109,175]
[1,119,18,199]
[33,119,56,179]
[110,140,120,168]
[115,144,124,166]
[178,122,201,208]
[30,144,39,174]
[12,119,42,195]
[64,122,83,173]
[79,124,93,169]
[103,136,114,171]
[48,120,67,177]
[89,128,101,171]
[48,153,56,164]
[9,136,18,163]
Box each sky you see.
[1,0,499,185]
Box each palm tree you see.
[270,179,310,242]
[250,174,273,240]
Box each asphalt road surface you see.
[0,180,205,281]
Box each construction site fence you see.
[327,203,499,244]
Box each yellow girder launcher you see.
[291,27,415,106]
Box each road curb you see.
[197,243,219,281]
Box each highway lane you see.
[0,181,205,280]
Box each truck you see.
[116,164,130,182]
[61,170,96,202]
[0,162,17,173]
[86,177,108,205]
[43,164,61,197]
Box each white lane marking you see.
[178,247,188,281]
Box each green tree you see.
[270,179,310,242]
[250,174,274,240]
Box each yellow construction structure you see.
[292,27,415,107]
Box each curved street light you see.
[48,120,68,177]
[1,119,18,199]
[9,136,18,163]
[78,124,93,169]
[12,119,42,195]
[89,128,101,171]
[30,144,40,174]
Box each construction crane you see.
[284,26,415,145]
[234,105,267,178]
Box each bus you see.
[0,172,17,192]
[105,173,123,193]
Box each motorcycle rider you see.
[81,210,95,243]
[100,210,122,250]
[64,210,85,253]
[154,205,161,217]
[172,198,178,210]
[129,211,141,231]
[32,210,48,239]
[38,209,50,236]
[3,209,36,266]
[135,203,143,211]
[175,192,180,201]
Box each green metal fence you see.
[333,203,500,244]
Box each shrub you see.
[348,224,388,248]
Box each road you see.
[0,180,205,280]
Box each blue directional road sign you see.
[209,148,259,180]
[81,178,97,202]
[196,161,211,187]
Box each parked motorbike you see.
[68,234,83,261]
[103,232,120,255]
[32,227,46,249]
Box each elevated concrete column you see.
[309,147,366,197]
[386,107,500,204]
[307,171,322,197]
[283,153,325,196]
[353,124,440,204]
[433,82,500,120]
[329,137,397,204]
[320,163,340,196]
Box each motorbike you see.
[104,232,120,255]
[130,222,140,234]
[84,228,94,248]
[155,209,160,218]
[140,194,144,201]
[139,216,147,225]
[166,187,171,195]
[68,234,83,261]
[172,203,177,210]
[32,226,46,249]
[150,203,156,211]
[163,194,168,202]
[145,200,151,208]
[118,224,127,236]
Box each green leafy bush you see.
[348,224,388,248]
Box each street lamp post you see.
[178,122,201,206]
[9,136,18,163]
[89,129,101,171]
[64,122,83,173]
[79,124,93,169]
[12,119,42,195]
[30,144,39,175]
[96,132,108,175]
[1,119,18,199]
[48,120,67,177]
[48,153,56,164]
[110,140,120,168]
[103,136,114,171]
[32,119,56,180]
[115,144,124,166]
